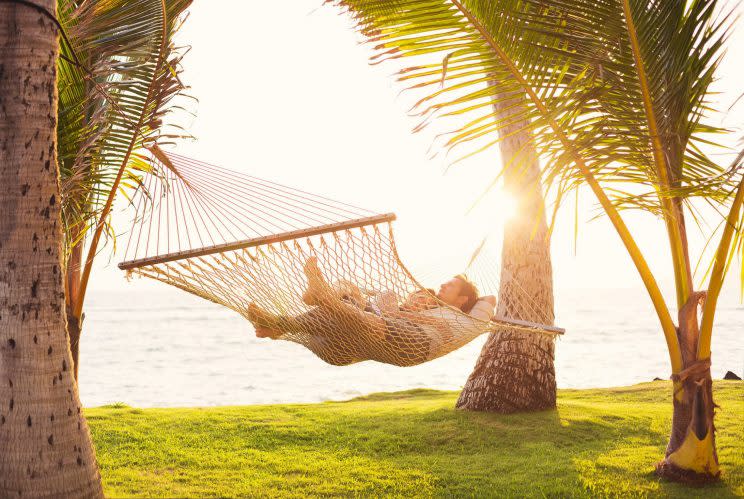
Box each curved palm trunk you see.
[0,3,104,496]
[457,93,556,413]
[65,240,84,380]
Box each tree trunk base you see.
[657,364,720,484]
[655,460,720,485]
[456,330,556,413]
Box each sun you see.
[469,188,519,226]
[493,191,518,221]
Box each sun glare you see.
[493,191,518,221]
[468,188,519,227]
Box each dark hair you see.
[454,274,479,313]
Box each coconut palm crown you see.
[329,0,744,482]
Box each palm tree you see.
[0,1,103,495]
[331,0,743,482]
[57,0,192,380]
[456,92,557,412]
[329,2,560,413]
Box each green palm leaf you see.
[57,0,192,261]
[331,0,737,212]
[330,0,744,376]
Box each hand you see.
[481,295,496,306]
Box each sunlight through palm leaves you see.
[329,0,744,483]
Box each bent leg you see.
[302,256,337,306]
[303,257,385,332]
[247,304,365,365]
[249,301,386,340]
[247,303,284,339]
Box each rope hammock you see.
[119,152,564,367]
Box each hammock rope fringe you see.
[120,152,564,367]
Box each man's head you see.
[437,275,479,313]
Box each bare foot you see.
[301,257,320,305]
[247,303,281,332]
[303,256,334,306]
[302,286,319,307]
[254,325,282,339]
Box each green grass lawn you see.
[87,381,743,498]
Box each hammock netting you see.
[120,152,563,367]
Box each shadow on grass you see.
[88,385,743,497]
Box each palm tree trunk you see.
[656,295,719,482]
[0,3,104,496]
[65,235,84,380]
[657,373,719,483]
[457,92,556,413]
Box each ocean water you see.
[78,283,743,408]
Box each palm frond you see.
[330,0,739,215]
[57,0,193,261]
[331,0,744,371]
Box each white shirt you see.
[416,299,495,360]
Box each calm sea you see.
[78,283,742,408]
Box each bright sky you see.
[98,1,744,302]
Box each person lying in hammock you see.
[247,257,496,366]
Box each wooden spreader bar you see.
[491,315,565,335]
[118,213,397,271]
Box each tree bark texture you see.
[0,3,104,496]
[65,227,83,381]
[656,293,719,482]
[656,373,719,483]
[457,92,556,413]
[65,308,82,382]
